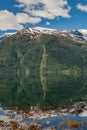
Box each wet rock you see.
[73,102,86,109]
[48,126,57,130]
[0,120,7,127]
[10,121,20,129]
[84,105,87,110]
[70,108,83,116]
[27,123,41,130]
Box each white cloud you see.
[77,3,87,12]
[0,0,71,31]
[16,0,71,19]
[46,22,50,25]
[0,10,41,31]
[0,10,23,31]
[16,0,41,6]
[14,4,25,8]
[16,13,41,24]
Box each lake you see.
[0,72,87,109]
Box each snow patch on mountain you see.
[34,27,57,34]
[78,29,87,34]
[0,32,16,41]
[20,27,58,35]
[78,29,87,40]
[20,27,87,42]
[1,27,87,43]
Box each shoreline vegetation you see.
[0,102,87,129]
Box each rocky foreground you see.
[0,102,87,130]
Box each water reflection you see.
[0,73,87,109]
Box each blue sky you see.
[0,0,87,35]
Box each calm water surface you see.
[0,73,87,109]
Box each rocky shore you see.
[0,102,87,129]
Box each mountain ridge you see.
[1,27,87,43]
[19,27,87,41]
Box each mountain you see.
[0,32,16,42]
[1,27,87,108]
[19,27,87,42]
[0,27,87,42]
[78,29,87,41]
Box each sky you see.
[0,0,87,36]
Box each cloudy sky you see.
[0,0,87,35]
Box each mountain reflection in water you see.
[0,73,87,109]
